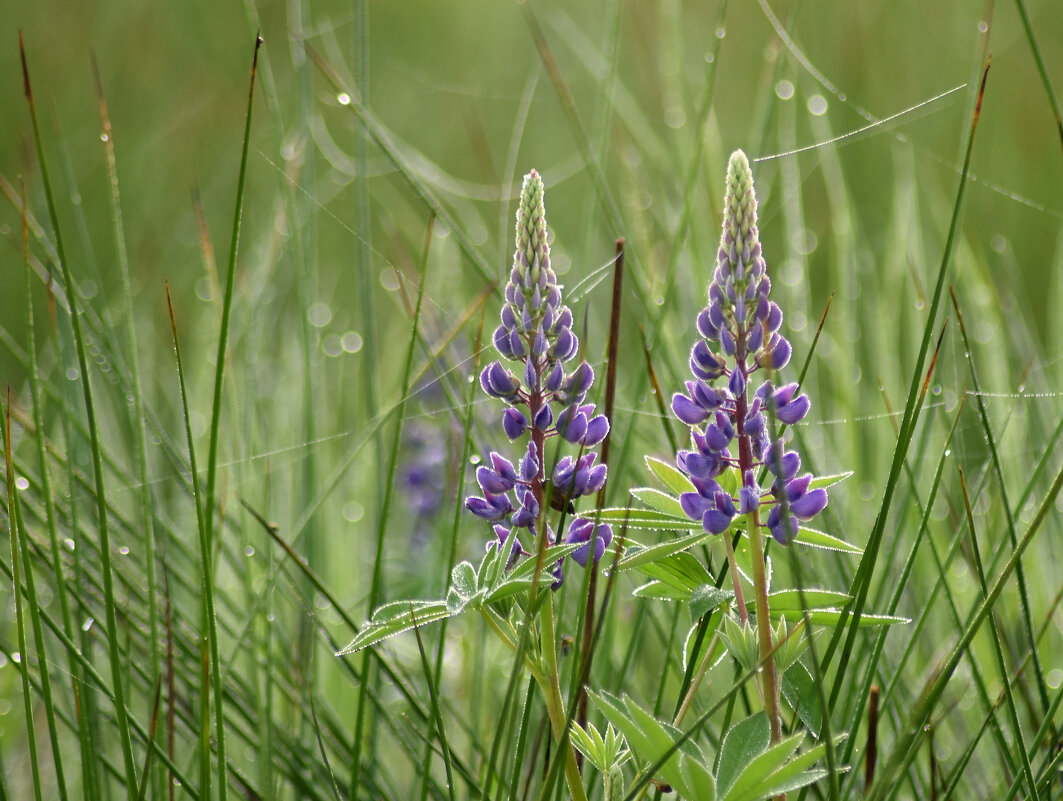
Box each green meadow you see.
[1,1,1062,799]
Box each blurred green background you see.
[1,0,1062,797]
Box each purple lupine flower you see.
[668,150,828,543]
[464,171,611,583]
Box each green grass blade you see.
[19,32,140,797]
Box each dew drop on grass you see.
[66,367,80,381]
[704,52,715,64]
[664,106,686,129]
[245,545,255,557]
[807,95,828,116]
[775,80,794,100]
[64,538,75,552]
[11,653,20,664]
[15,477,28,491]
[990,234,1006,253]
[978,20,988,33]
[118,546,130,556]
[309,302,332,327]
[82,618,95,632]
[100,132,109,142]
[323,334,343,357]
[1047,668,1062,689]
[380,269,400,291]
[337,92,351,106]
[342,332,363,353]
[196,277,214,302]
[469,455,482,466]
[715,27,726,39]
[343,501,364,522]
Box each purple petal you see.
[503,408,528,440]
[770,514,799,545]
[533,404,553,430]
[672,394,709,425]
[720,327,736,356]
[519,442,539,481]
[545,362,564,392]
[703,508,733,535]
[729,368,746,399]
[790,488,827,520]
[477,466,512,495]
[777,394,810,425]
[583,415,610,446]
[680,491,711,521]
[679,451,715,479]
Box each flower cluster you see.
[466,170,612,585]
[671,151,827,544]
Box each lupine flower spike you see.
[671,150,827,548]
[466,170,611,588]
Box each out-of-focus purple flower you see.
[463,170,611,586]
[664,150,829,544]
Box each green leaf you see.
[690,584,732,622]
[795,526,862,554]
[808,471,853,490]
[591,691,710,800]
[721,733,805,801]
[631,487,688,519]
[782,662,823,738]
[336,600,453,655]
[763,589,852,613]
[594,507,694,530]
[570,723,605,773]
[732,735,846,800]
[451,561,478,601]
[679,753,717,801]
[645,455,695,495]
[615,531,714,572]
[774,609,908,627]
[632,580,691,602]
[633,550,714,594]
[716,713,770,798]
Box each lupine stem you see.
[747,511,781,742]
[539,594,590,801]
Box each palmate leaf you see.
[721,731,847,801]
[591,691,716,801]
[337,544,587,656]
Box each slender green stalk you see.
[200,33,262,800]
[956,468,1036,800]
[19,176,72,801]
[4,395,45,801]
[19,33,140,797]
[91,56,162,800]
[165,283,215,799]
